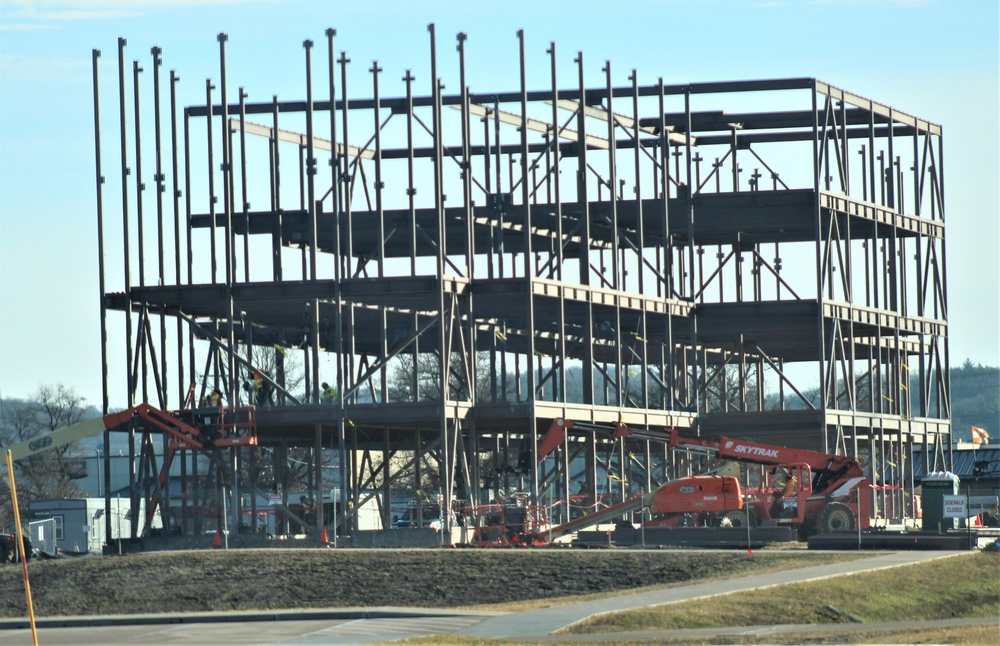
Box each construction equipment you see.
[6,401,256,462]
[472,497,549,546]
[537,418,872,539]
[5,399,257,538]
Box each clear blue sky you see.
[1,0,997,410]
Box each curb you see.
[0,607,501,630]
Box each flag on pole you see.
[971,426,990,446]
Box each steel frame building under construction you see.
[89,27,951,543]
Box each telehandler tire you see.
[817,502,855,533]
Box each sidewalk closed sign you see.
[942,495,966,518]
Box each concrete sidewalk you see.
[457,550,968,640]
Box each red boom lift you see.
[7,398,257,539]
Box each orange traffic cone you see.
[320,526,329,544]
[213,530,222,548]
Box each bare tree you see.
[388,351,506,403]
[703,363,762,413]
[0,385,93,530]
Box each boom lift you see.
[537,418,871,539]
[6,399,257,538]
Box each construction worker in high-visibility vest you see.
[197,389,223,445]
[252,372,263,401]
[321,382,338,403]
[774,468,799,518]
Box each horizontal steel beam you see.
[457,102,611,149]
[229,118,374,159]
[186,77,938,133]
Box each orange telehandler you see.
[533,418,871,541]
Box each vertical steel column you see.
[151,47,168,410]
[886,109,898,312]
[271,96,282,281]
[517,30,539,503]
[631,71,648,409]
[371,60,385,278]
[731,123,740,192]
[428,23,451,531]
[457,33,474,278]
[868,108,877,208]
[886,109,902,421]
[170,70,186,407]
[132,60,150,406]
[310,299,320,403]
[936,128,951,467]
[326,28,348,537]
[415,430,424,527]
[205,80,218,284]
[183,98,197,423]
[604,62,619,289]
[314,425,324,535]
[339,51,353,279]
[913,125,928,421]
[150,46,172,525]
[457,33,478,418]
[326,29,339,243]
[304,41,321,401]
[382,429,392,529]
[548,43,567,403]
[659,79,675,410]
[117,39,139,540]
[238,89,250,283]
[349,422,360,530]
[604,62,625,410]
[548,44,562,279]
[840,97,849,195]
[494,97,503,279]
[380,309,388,403]
[218,34,237,404]
[561,432,570,522]
[133,61,146,292]
[404,70,417,276]
[183,104,194,286]
[483,102,494,281]
[684,87,698,421]
[471,425,482,508]
[93,47,114,544]
[576,52,595,406]
[304,39,318,281]
[630,74,644,296]
[811,82,829,450]
[843,108,857,432]
[585,433,597,510]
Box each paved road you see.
[1,550,978,645]
[3,614,491,645]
